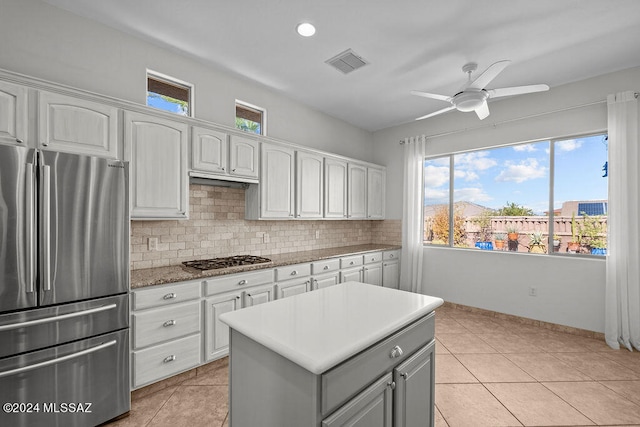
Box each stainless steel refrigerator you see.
[0,145,130,427]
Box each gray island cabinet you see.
[219,282,443,427]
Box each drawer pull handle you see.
[349,261,354,265]
[371,257,376,261]
[323,265,329,270]
[163,293,177,300]
[238,279,248,286]
[163,355,176,363]
[400,372,408,379]
[387,381,396,390]
[389,254,395,258]
[390,345,404,359]
[291,270,297,276]
[163,320,176,327]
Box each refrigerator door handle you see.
[0,340,117,378]
[0,303,117,332]
[41,163,52,292]
[25,163,35,293]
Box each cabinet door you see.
[38,91,119,158]
[229,135,259,178]
[363,263,383,286]
[204,292,242,361]
[382,261,400,289]
[367,167,386,219]
[243,284,275,307]
[296,150,324,218]
[0,81,28,146]
[348,163,367,219]
[275,278,310,299]
[322,373,393,427]
[324,158,347,218]
[192,126,227,174]
[260,143,295,218]
[393,341,436,427]
[124,110,188,219]
[340,267,363,283]
[312,273,340,290]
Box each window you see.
[236,101,265,135]
[147,71,193,117]
[423,133,608,256]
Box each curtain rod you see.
[398,94,637,144]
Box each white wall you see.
[0,0,373,161]
[372,66,640,333]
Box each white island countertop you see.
[219,282,443,375]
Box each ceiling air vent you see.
[325,49,369,74]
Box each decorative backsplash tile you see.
[130,184,401,270]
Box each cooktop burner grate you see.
[182,255,272,271]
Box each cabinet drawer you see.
[341,255,363,269]
[133,300,201,349]
[133,334,201,388]
[383,250,400,261]
[363,252,383,264]
[204,269,274,296]
[132,280,201,310]
[276,263,311,281]
[312,258,340,275]
[321,312,435,416]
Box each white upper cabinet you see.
[296,150,324,218]
[0,81,28,147]
[124,110,189,219]
[229,135,259,179]
[367,167,386,219]
[256,142,295,218]
[324,158,348,219]
[192,126,228,174]
[38,91,119,158]
[347,163,367,219]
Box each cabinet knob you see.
[389,345,404,359]
[163,293,177,300]
[389,254,395,258]
[323,265,329,270]
[238,279,248,285]
[235,295,241,300]
[349,261,354,265]
[163,319,177,327]
[232,169,236,172]
[290,270,297,276]
[163,355,176,363]
[221,167,225,171]
[387,381,396,390]
[400,372,408,379]
[16,138,23,144]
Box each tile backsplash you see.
[130,184,401,270]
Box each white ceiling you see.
[41,0,640,132]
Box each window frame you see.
[235,100,266,136]
[422,131,608,258]
[146,69,194,117]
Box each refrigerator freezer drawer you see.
[0,329,130,427]
[0,294,128,358]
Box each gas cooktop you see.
[182,255,272,271]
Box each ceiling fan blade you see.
[486,84,550,98]
[475,102,490,120]
[410,90,452,103]
[467,60,511,90]
[415,106,456,121]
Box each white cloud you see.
[453,187,492,203]
[556,139,583,152]
[455,151,497,171]
[424,165,449,188]
[495,158,547,183]
[454,169,479,182]
[513,144,537,152]
[424,188,449,203]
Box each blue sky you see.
[147,92,188,116]
[424,134,608,215]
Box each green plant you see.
[496,202,534,216]
[473,210,494,242]
[493,232,507,241]
[529,232,545,245]
[570,212,582,243]
[581,213,606,248]
[506,226,519,234]
[431,206,467,246]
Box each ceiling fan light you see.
[453,91,488,112]
[296,22,316,37]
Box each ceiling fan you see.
[411,60,549,121]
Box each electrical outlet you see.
[315,230,320,239]
[263,233,270,243]
[529,286,538,297]
[148,237,158,251]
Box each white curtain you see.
[400,136,426,293]
[605,91,640,351]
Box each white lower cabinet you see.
[133,335,201,389]
[243,283,275,307]
[382,250,401,289]
[312,273,340,290]
[276,278,310,299]
[363,252,383,286]
[204,291,242,362]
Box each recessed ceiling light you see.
[296,22,316,37]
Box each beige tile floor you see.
[106,306,640,426]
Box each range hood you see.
[189,172,256,189]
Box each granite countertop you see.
[219,282,443,374]
[130,243,401,289]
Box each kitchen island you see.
[219,282,443,427]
